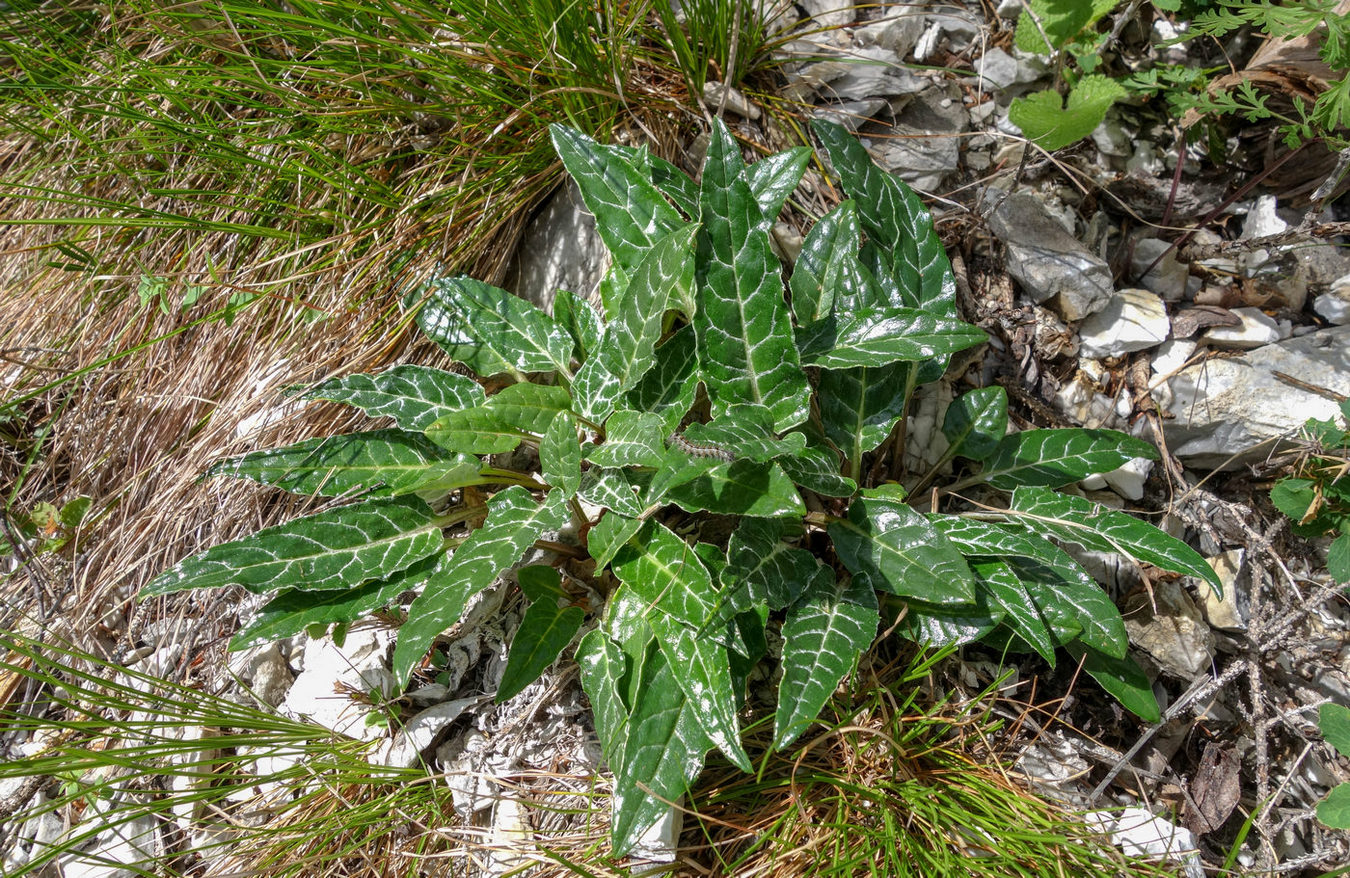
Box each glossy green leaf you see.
[391,487,568,685]
[777,441,857,497]
[1065,642,1161,722]
[971,559,1056,665]
[578,467,648,518]
[796,307,986,369]
[611,520,721,632]
[789,199,865,324]
[412,275,574,378]
[1009,486,1222,594]
[680,404,808,463]
[743,146,811,223]
[930,514,1127,657]
[608,526,748,767]
[206,430,481,498]
[609,641,713,853]
[942,386,1008,462]
[301,365,484,431]
[817,363,911,472]
[497,566,585,702]
[648,617,749,770]
[231,552,445,651]
[830,493,975,604]
[662,460,805,518]
[550,125,685,277]
[424,406,527,455]
[724,516,821,611]
[142,496,442,596]
[774,572,878,750]
[588,511,644,570]
[615,144,700,218]
[552,288,603,363]
[627,324,698,435]
[573,226,697,421]
[695,119,811,431]
[892,590,1003,649]
[813,120,956,315]
[540,412,582,497]
[576,628,630,773]
[484,382,574,435]
[980,429,1158,490]
[587,411,665,468]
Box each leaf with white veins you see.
[695,119,810,431]
[391,487,568,685]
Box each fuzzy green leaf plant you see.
[143,118,1221,854]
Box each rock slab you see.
[1157,325,1350,468]
[983,190,1113,321]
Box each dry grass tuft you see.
[0,0,684,664]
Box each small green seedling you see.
[1317,702,1350,829]
[1270,399,1350,585]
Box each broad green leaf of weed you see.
[661,459,805,517]
[972,559,1057,665]
[1014,0,1116,54]
[484,382,574,435]
[576,627,631,772]
[578,467,648,518]
[812,120,956,315]
[979,428,1157,490]
[695,119,811,431]
[424,407,527,455]
[550,125,685,285]
[795,305,986,369]
[1066,642,1161,722]
[742,146,811,224]
[626,323,698,435]
[681,403,807,463]
[774,571,878,750]
[300,365,484,432]
[1009,487,1223,594]
[609,641,714,853]
[942,386,1008,462]
[831,492,976,604]
[789,199,864,324]
[539,412,583,497]
[777,442,857,497]
[208,430,481,498]
[552,289,602,362]
[413,276,575,379]
[1009,75,1128,152]
[572,225,697,421]
[587,511,643,570]
[817,362,913,476]
[892,590,1005,648]
[724,516,821,611]
[587,411,666,468]
[931,515,1127,658]
[391,486,568,686]
[1329,530,1350,582]
[142,496,443,597]
[232,553,447,651]
[497,566,584,702]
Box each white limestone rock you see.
[1078,288,1171,359]
[1203,306,1280,349]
